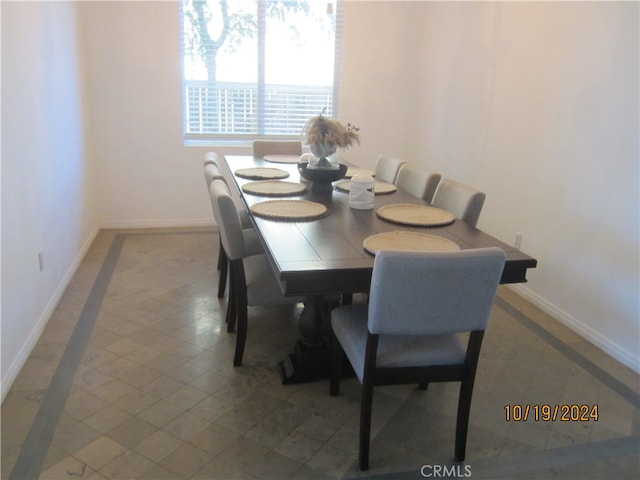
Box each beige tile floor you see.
[2,228,639,479]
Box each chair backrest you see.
[431,178,486,227]
[374,155,407,183]
[395,164,442,203]
[209,179,246,261]
[203,153,252,223]
[253,140,302,158]
[368,248,505,336]
[204,151,220,166]
[204,162,225,187]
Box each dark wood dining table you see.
[221,154,538,383]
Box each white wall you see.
[341,1,638,369]
[78,1,230,228]
[416,1,639,370]
[338,2,425,165]
[1,1,100,399]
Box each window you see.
[181,0,342,142]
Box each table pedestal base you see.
[278,294,355,385]
[277,340,331,384]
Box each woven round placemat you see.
[251,200,328,221]
[235,167,290,180]
[344,167,375,179]
[334,180,397,195]
[263,154,302,164]
[376,203,455,227]
[242,180,307,197]
[363,231,460,255]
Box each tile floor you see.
[2,228,639,479]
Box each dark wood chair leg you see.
[455,378,474,461]
[218,257,227,298]
[225,291,233,328]
[217,240,228,299]
[418,382,429,390]
[226,265,237,332]
[232,262,248,367]
[359,379,374,471]
[359,334,379,471]
[455,331,483,461]
[233,306,248,367]
[330,331,344,396]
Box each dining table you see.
[221,154,538,384]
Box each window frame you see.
[181,0,343,145]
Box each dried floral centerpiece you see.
[301,111,360,170]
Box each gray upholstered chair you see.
[330,248,506,470]
[252,140,302,158]
[204,153,259,298]
[431,178,486,227]
[209,179,304,366]
[204,152,252,229]
[394,163,441,203]
[203,160,230,298]
[204,151,219,167]
[374,154,407,183]
[204,162,225,186]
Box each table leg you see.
[277,295,332,384]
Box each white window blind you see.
[181,0,343,141]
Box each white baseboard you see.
[99,218,215,229]
[508,284,639,374]
[1,225,101,403]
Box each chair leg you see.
[233,300,248,366]
[359,379,374,470]
[418,382,429,390]
[330,331,344,396]
[359,334,379,471]
[226,267,237,332]
[455,330,484,461]
[454,378,474,461]
[217,239,228,299]
[232,261,248,367]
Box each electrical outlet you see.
[514,233,523,250]
[38,250,45,271]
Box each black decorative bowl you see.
[298,162,348,193]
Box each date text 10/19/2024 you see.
[505,404,599,422]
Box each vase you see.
[298,162,348,193]
[308,143,339,170]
